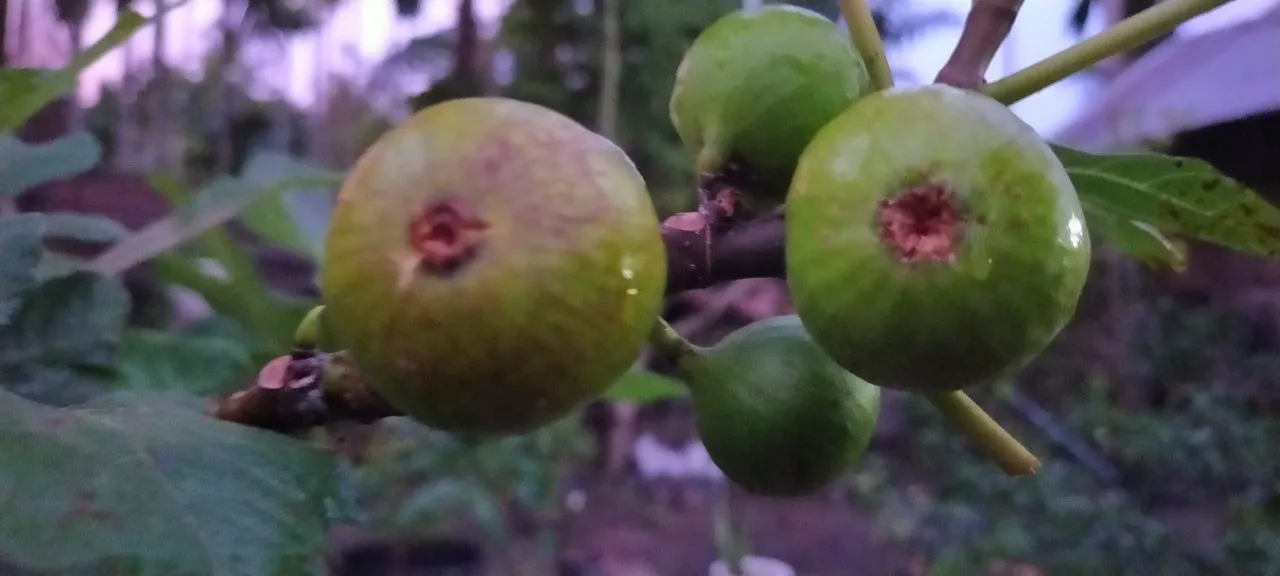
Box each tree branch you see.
[211,191,787,433]
[934,0,1024,90]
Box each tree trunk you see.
[151,0,172,173]
[454,0,479,92]
[1,0,10,67]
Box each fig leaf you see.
[0,215,45,327]
[0,272,129,407]
[0,389,343,576]
[112,329,256,397]
[0,9,153,132]
[0,131,103,198]
[1082,206,1186,271]
[1054,144,1280,259]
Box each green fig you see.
[669,5,872,209]
[321,97,668,435]
[785,85,1091,393]
[678,315,880,497]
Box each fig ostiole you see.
[670,4,873,211]
[673,315,881,497]
[785,84,1091,395]
[320,96,668,436]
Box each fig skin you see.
[321,97,667,435]
[678,315,881,497]
[669,5,872,207]
[785,85,1091,393]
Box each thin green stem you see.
[838,0,895,91]
[924,390,1040,477]
[985,0,1230,105]
[648,317,699,365]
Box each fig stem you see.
[984,0,1229,106]
[292,305,326,351]
[648,317,699,365]
[924,390,1041,477]
[837,0,895,91]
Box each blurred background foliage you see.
[1,0,1277,574]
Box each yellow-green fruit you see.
[321,97,668,435]
[785,85,1091,393]
[679,315,881,497]
[670,5,872,208]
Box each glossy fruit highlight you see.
[785,85,1091,393]
[678,315,881,497]
[669,5,872,209]
[321,97,667,435]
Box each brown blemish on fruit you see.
[409,199,490,274]
[877,184,963,264]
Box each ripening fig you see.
[669,5,872,210]
[785,85,1091,393]
[321,97,667,435]
[678,315,880,497]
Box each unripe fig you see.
[678,315,880,497]
[669,5,872,209]
[785,85,1091,393]
[321,97,667,435]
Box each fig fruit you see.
[321,97,667,435]
[785,85,1091,393]
[669,5,872,208]
[677,315,880,497]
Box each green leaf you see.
[1084,206,1187,271]
[1055,144,1280,258]
[113,329,255,396]
[90,170,343,276]
[235,151,341,260]
[0,131,103,197]
[603,369,689,402]
[0,11,152,132]
[0,389,340,576]
[37,212,130,243]
[0,215,46,326]
[0,272,130,406]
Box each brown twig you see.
[212,190,787,433]
[934,0,1024,90]
[211,349,400,432]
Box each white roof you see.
[1053,6,1280,152]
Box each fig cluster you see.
[314,2,1094,500]
[661,6,1091,494]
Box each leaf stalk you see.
[838,0,895,91]
[984,0,1231,105]
[924,389,1041,476]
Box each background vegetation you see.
[1,0,1276,574]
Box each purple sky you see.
[22,0,1275,136]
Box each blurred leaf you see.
[0,131,102,197]
[1084,206,1187,271]
[0,389,339,575]
[143,172,309,347]
[0,215,46,326]
[0,10,154,132]
[603,369,689,402]
[113,329,255,396]
[236,150,341,260]
[37,212,129,243]
[1055,144,1280,258]
[0,272,129,406]
[90,168,341,275]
